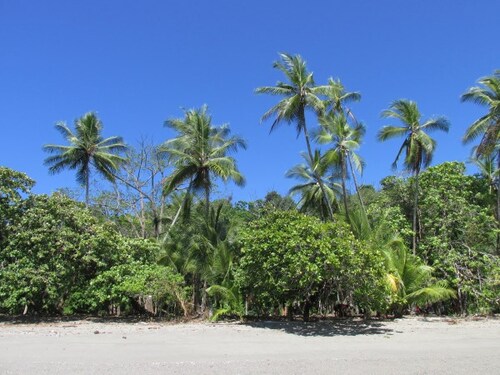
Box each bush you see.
[0,193,161,315]
[236,211,388,320]
[83,263,190,317]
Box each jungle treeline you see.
[0,55,498,320]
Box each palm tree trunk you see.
[348,154,367,217]
[300,110,335,220]
[205,184,210,221]
[341,154,349,219]
[169,200,184,232]
[412,171,420,255]
[168,183,193,233]
[85,169,90,207]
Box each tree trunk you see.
[496,150,500,255]
[205,184,210,222]
[139,189,146,238]
[192,275,199,313]
[300,110,335,221]
[200,279,208,315]
[303,299,311,322]
[412,171,420,255]
[286,302,293,321]
[348,154,367,217]
[85,168,90,207]
[167,182,193,234]
[341,153,349,219]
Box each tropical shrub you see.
[0,193,160,314]
[84,262,189,317]
[236,211,388,320]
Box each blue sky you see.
[1,1,499,203]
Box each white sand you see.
[0,317,498,374]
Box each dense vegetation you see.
[1,56,498,320]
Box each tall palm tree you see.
[461,70,500,238]
[461,70,500,156]
[322,78,361,119]
[256,53,335,219]
[160,105,246,221]
[286,150,340,220]
[43,112,127,206]
[378,100,450,254]
[317,112,366,218]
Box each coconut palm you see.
[160,105,246,221]
[378,100,450,254]
[461,70,500,156]
[461,70,500,233]
[321,78,361,120]
[256,53,334,219]
[43,112,127,206]
[286,150,340,220]
[317,112,366,219]
[469,148,499,195]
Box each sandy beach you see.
[0,316,498,374]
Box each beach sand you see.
[0,316,498,374]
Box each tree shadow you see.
[0,314,178,325]
[240,318,394,337]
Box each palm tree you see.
[348,207,455,317]
[160,105,246,221]
[469,148,499,195]
[256,53,335,219]
[322,78,361,119]
[286,150,340,220]
[384,246,456,317]
[317,112,366,219]
[43,112,127,206]
[378,100,450,254]
[461,70,500,236]
[461,70,500,156]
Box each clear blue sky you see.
[1,0,499,202]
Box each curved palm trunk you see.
[168,182,193,233]
[299,110,335,221]
[347,154,368,218]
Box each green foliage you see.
[85,263,188,316]
[43,112,127,204]
[286,151,339,220]
[0,167,34,203]
[256,53,335,219]
[0,167,35,247]
[461,70,500,156]
[0,193,159,314]
[237,211,387,318]
[160,105,246,222]
[378,100,450,173]
[206,284,244,321]
[384,247,456,315]
[380,162,499,314]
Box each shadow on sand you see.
[0,314,178,325]
[0,315,395,337]
[241,318,394,337]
